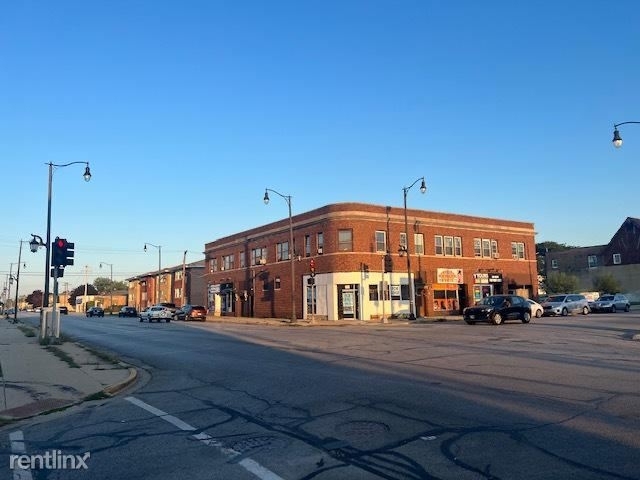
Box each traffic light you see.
[384,254,393,273]
[65,241,75,266]
[363,263,369,278]
[310,258,316,277]
[51,237,67,267]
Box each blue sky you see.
[1,0,639,296]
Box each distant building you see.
[203,202,537,321]
[127,260,206,311]
[545,217,640,299]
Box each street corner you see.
[102,366,138,397]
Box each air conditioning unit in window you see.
[492,253,499,259]
[512,254,519,259]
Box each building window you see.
[209,257,218,273]
[454,237,462,257]
[222,254,234,271]
[375,231,386,253]
[435,235,443,255]
[251,247,267,266]
[444,236,454,256]
[613,253,622,265]
[368,284,379,301]
[338,229,353,251]
[400,232,407,251]
[491,240,498,258]
[317,232,324,254]
[587,255,598,268]
[551,259,558,269]
[415,233,424,255]
[474,238,482,257]
[305,235,311,257]
[511,242,525,259]
[482,239,491,258]
[239,251,246,268]
[274,277,281,290]
[400,284,410,300]
[276,242,290,262]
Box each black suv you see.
[118,306,138,317]
[174,305,207,321]
[86,306,105,317]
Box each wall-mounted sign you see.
[488,273,503,283]
[474,273,503,284]
[437,268,464,284]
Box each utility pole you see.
[84,265,89,311]
[182,250,187,306]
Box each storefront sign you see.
[488,273,503,283]
[208,284,220,294]
[437,268,464,284]
[473,273,488,283]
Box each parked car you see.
[542,294,590,316]
[158,302,177,313]
[139,305,172,323]
[174,304,207,321]
[526,299,544,318]
[118,306,138,317]
[590,294,631,313]
[86,306,105,317]
[58,306,68,315]
[463,294,531,325]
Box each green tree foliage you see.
[545,272,579,294]
[93,277,127,294]
[68,284,99,306]
[592,274,622,294]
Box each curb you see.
[102,367,138,396]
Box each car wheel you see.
[582,306,589,315]
[464,319,475,325]
[611,306,617,313]
[561,307,568,316]
[166,318,171,322]
[625,304,630,312]
[521,311,531,323]
[491,312,503,325]
[535,309,542,318]
[139,317,143,322]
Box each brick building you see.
[204,202,537,321]
[127,260,206,311]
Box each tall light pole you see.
[612,121,640,148]
[12,240,29,322]
[399,177,427,320]
[43,161,91,307]
[99,262,114,314]
[264,188,296,323]
[144,243,161,304]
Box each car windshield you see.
[547,295,567,302]
[480,296,506,307]
[598,295,614,301]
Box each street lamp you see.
[99,262,114,314]
[263,188,296,323]
[400,177,427,320]
[43,162,91,307]
[144,243,161,304]
[612,121,640,148]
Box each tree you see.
[68,284,99,307]
[26,290,44,308]
[545,272,579,294]
[94,277,127,294]
[592,274,621,295]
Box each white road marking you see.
[125,396,284,480]
[9,431,33,480]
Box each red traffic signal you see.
[310,258,316,277]
[56,238,67,249]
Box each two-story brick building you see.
[545,217,640,299]
[203,202,537,321]
[126,260,206,311]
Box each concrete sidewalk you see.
[0,320,137,423]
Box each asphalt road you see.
[3,312,640,479]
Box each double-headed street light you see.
[99,262,114,314]
[144,243,162,304]
[612,121,640,148]
[43,162,91,307]
[264,188,296,323]
[400,177,427,320]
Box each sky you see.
[1,0,639,298]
